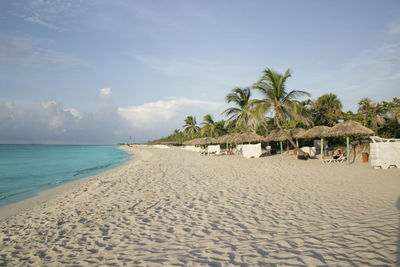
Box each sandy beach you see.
[0,145,399,266]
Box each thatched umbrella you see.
[329,120,374,137]
[266,128,306,141]
[233,132,265,144]
[215,135,228,149]
[329,120,374,164]
[264,129,290,155]
[299,126,332,160]
[288,128,307,154]
[265,129,284,142]
[216,133,237,143]
[300,126,332,139]
[279,128,308,154]
[225,133,242,144]
[215,133,241,150]
[198,137,217,145]
[183,139,193,145]
[290,128,306,142]
[184,137,217,146]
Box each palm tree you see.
[200,114,217,137]
[182,116,199,138]
[311,93,343,126]
[358,97,372,126]
[251,68,311,153]
[288,99,313,128]
[385,97,400,124]
[358,97,385,135]
[222,87,252,131]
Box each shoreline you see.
[0,146,134,222]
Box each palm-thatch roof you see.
[184,137,216,146]
[329,120,374,137]
[188,137,218,145]
[299,126,332,139]
[264,128,307,142]
[183,139,193,145]
[159,141,182,145]
[290,128,307,139]
[215,133,240,144]
[233,132,265,143]
[264,129,286,142]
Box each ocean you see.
[0,145,128,207]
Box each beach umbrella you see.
[287,128,307,154]
[233,132,265,144]
[183,140,193,145]
[184,137,211,146]
[278,128,307,154]
[299,126,332,160]
[276,130,290,155]
[193,137,217,146]
[290,128,306,139]
[328,120,374,164]
[224,133,241,144]
[329,120,374,137]
[290,128,306,146]
[265,129,286,142]
[216,133,238,143]
[215,135,229,150]
[299,126,332,139]
[216,133,241,150]
[264,128,307,155]
[264,129,290,155]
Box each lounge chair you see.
[265,145,272,156]
[322,154,346,163]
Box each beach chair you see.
[322,154,346,163]
[265,145,272,156]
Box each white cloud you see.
[0,89,123,144]
[119,98,224,130]
[64,108,81,119]
[100,88,111,95]
[0,90,226,144]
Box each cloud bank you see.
[0,89,225,144]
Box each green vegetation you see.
[151,68,400,144]
[222,87,252,131]
[311,93,343,126]
[182,116,199,138]
[250,68,311,152]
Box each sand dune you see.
[0,145,399,266]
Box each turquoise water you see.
[0,145,128,207]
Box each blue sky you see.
[0,0,399,143]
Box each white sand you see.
[0,145,399,266]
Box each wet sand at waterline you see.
[0,145,399,266]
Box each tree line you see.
[152,68,400,144]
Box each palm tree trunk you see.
[286,140,290,154]
[276,120,304,156]
[372,119,378,135]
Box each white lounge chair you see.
[322,154,346,163]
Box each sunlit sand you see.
[0,145,399,265]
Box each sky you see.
[0,0,399,143]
